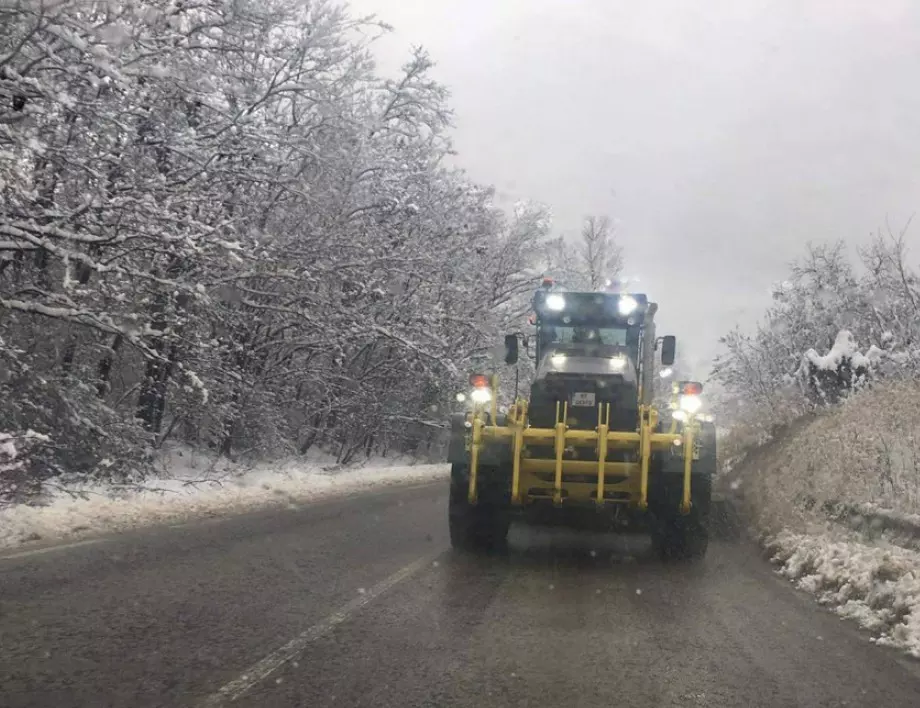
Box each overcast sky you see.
[348,0,920,375]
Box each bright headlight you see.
[672,410,688,422]
[545,293,566,311]
[608,355,628,371]
[679,394,703,414]
[470,388,492,404]
[618,295,638,316]
[455,392,467,403]
[550,353,567,367]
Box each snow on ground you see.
[855,502,920,530]
[0,447,448,551]
[766,528,920,658]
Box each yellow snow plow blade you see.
[467,400,694,512]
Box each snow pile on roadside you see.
[767,529,920,657]
[0,452,448,551]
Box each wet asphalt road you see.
[2,482,919,708]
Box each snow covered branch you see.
[0,0,558,487]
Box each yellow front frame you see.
[467,399,695,515]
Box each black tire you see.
[651,507,710,560]
[650,474,712,561]
[648,421,716,561]
[448,465,510,551]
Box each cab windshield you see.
[544,326,629,347]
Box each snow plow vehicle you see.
[447,281,716,559]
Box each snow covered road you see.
[2,484,920,708]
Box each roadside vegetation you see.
[713,229,920,656]
[714,230,920,525]
[0,0,619,504]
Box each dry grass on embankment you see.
[718,381,920,658]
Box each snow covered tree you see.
[542,214,623,291]
[0,0,560,497]
[580,215,622,290]
[799,330,873,406]
[713,225,920,432]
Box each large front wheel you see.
[448,465,510,551]
[650,473,712,560]
[651,506,710,560]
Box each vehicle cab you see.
[529,286,650,431]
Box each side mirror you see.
[660,335,676,366]
[504,334,519,365]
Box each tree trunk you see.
[96,334,123,398]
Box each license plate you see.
[571,392,595,407]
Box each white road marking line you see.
[0,538,104,561]
[199,551,443,707]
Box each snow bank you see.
[0,450,448,551]
[767,529,920,658]
[722,380,920,658]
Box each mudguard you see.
[446,412,513,466]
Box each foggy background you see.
[348,0,920,376]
